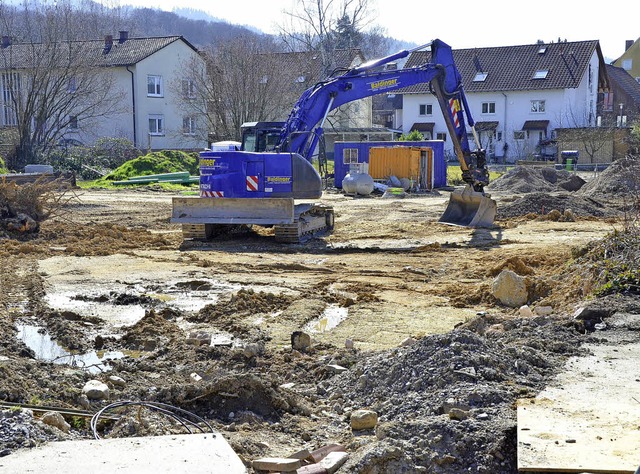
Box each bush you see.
[101,150,199,182]
[47,138,143,180]
[0,156,8,174]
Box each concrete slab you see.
[0,433,248,473]
[517,338,640,473]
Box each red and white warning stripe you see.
[200,190,224,198]
[449,98,460,129]
[246,175,259,191]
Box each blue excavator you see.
[171,39,496,243]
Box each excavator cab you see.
[241,122,285,152]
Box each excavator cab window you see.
[241,122,285,152]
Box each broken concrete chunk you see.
[252,457,302,472]
[309,444,346,463]
[41,411,70,433]
[519,305,534,318]
[492,270,528,308]
[533,305,553,316]
[108,375,126,388]
[326,364,348,374]
[82,380,109,400]
[297,464,329,474]
[350,409,378,430]
[400,337,417,347]
[318,451,349,474]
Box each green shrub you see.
[101,150,199,182]
[0,155,7,174]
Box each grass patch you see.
[447,164,506,186]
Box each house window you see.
[148,115,164,135]
[514,131,526,140]
[531,100,545,113]
[147,75,163,97]
[1,72,19,126]
[602,92,614,111]
[481,102,495,114]
[497,131,503,141]
[436,132,446,141]
[183,116,196,135]
[419,104,432,116]
[181,79,196,99]
[343,148,359,164]
[69,116,78,129]
[622,59,632,70]
[533,70,549,79]
[473,72,488,82]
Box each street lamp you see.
[618,103,624,127]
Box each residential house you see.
[613,38,640,84]
[602,63,640,127]
[0,32,206,152]
[400,40,610,163]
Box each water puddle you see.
[304,305,349,333]
[16,324,127,374]
[44,279,240,326]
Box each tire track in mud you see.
[0,256,45,316]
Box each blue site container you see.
[334,141,446,189]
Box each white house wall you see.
[134,41,206,151]
[401,51,600,162]
[74,39,206,151]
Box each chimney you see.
[626,40,634,51]
[2,36,10,48]
[118,31,128,44]
[103,35,113,54]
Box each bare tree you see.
[0,0,125,169]
[175,35,297,143]
[278,0,374,74]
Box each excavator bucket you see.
[439,185,497,227]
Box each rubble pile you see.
[579,155,640,199]
[329,322,584,472]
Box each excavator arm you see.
[278,39,490,193]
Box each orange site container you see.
[368,146,434,190]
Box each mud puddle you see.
[304,305,349,333]
[16,324,127,374]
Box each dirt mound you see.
[487,167,584,194]
[497,192,614,219]
[331,321,585,472]
[191,289,294,324]
[579,156,640,199]
[120,309,184,351]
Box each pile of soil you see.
[487,167,585,194]
[579,155,640,200]
[497,192,614,219]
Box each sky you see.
[114,0,637,62]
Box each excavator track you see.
[274,204,334,243]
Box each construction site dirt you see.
[1,162,639,473]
